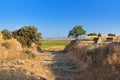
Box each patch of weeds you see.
[24,50,36,59]
[36,46,42,52]
[86,49,94,56]
[1,42,11,49]
[86,43,95,56]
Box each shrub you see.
[24,50,36,59]
[1,29,12,40]
[1,42,11,49]
[108,33,116,36]
[36,46,42,52]
[87,33,97,36]
[12,26,42,48]
[98,33,102,37]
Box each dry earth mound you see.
[0,33,50,80]
[65,40,120,80]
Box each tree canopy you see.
[68,25,86,40]
[12,26,42,47]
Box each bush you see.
[24,50,36,59]
[36,46,42,52]
[12,26,42,48]
[87,33,97,36]
[108,33,116,36]
[1,29,12,40]
[98,33,102,37]
[1,42,11,49]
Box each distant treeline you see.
[87,33,116,36]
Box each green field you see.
[41,39,70,50]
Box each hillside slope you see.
[0,33,54,80]
[65,40,120,80]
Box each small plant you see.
[36,46,42,52]
[24,50,36,59]
[86,43,95,55]
[1,29,12,40]
[86,49,94,56]
[1,42,11,49]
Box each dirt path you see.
[40,51,79,80]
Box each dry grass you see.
[0,33,56,80]
[0,59,55,80]
[0,49,55,80]
[66,40,120,80]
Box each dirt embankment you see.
[65,40,120,80]
[0,33,55,80]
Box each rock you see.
[40,77,47,80]
[18,60,25,65]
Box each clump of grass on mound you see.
[24,50,36,59]
[1,42,11,49]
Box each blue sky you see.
[0,0,120,38]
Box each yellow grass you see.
[0,59,55,80]
[0,33,56,80]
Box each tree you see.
[108,33,116,36]
[12,26,42,47]
[1,29,12,40]
[68,25,86,40]
[87,33,97,36]
[98,33,102,37]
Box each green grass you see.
[41,39,70,49]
